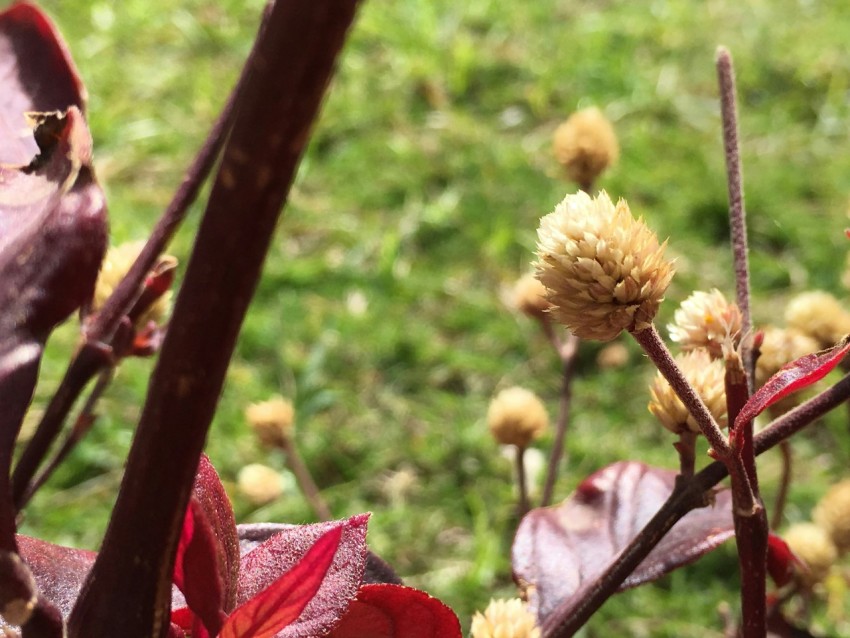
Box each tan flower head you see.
[237,463,285,505]
[783,522,838,587]
[471,598,540,638]
[535,191,674,341]
[553,107,619,189]
[648,350,727,435]
[813,479,850,554]
[245,396,295,448]
[668,289,742,359]
[487,387,549,448]
[785,290,850,349]
[512,273,552,321]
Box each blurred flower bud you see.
[512,272,551,321]
[785,290,850,349]
[648,350,727,434]
[237,463,286,505]
[813,479,850,555]
[471,598,540,638]
[553,107,619,189]
[783,522,838,587]
[487,387,549,448]
[535,191,673,341]
[245,396,295,449]
[755,326,819,414]
[668,289,742,359]
[596,342,629,369]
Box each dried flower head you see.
[668,289,742,359]
[785,290,850,349]
[512,272,551,321]
[487,387,549,448]
[553,107,619,189]
[783,522,838,587]
[648,350,727,434]
[535,191,674,341]
[813,479,850,554]
[471,598,540,638]
[237,463,286,505]
[596,342,630,369]
[245,396,295,448]
[92,240,175,327]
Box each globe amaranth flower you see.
[668,289,742,359]
[511,272,552,321]
[783,522,838,587]
[648,349,727,435]
[471,598,540,638]
[813,479,850,554]
[487,387,549,448]
[245,395,295,449]
[785,290,850,349]
[535,191,674,341]
[553,107,619,188]
[755,326,819,415]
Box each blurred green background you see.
[15,0,850,635]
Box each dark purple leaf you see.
[235,514,369,638]
[326,584,462,638]
[736,337,850,430]
[512,462,734,622]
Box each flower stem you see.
[281,437,332,522]
[516,445,530,517]
[771,440,792,530]
[541,332,579,506]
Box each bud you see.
[668,289,742,359]
[553,107,619,188]
[470,598,540,638]
[237,463,286,505]
[783,522,838,587]
[648,350,727,434]
[535,191,673,341]
[512,273,551,321]
[487,387,549,448]
[596,342,629,369]
[813,479,850,554]
[785,290,850,349]
[245,396,295,448]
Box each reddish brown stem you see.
[541,332,579,506]
[771,440,792,529]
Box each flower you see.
[755,326,819,414]
[553,107,619,188]
[648,350,727,434]
[668,289,742,359]
[487,387,549,448]
[237,463,286,505]
[535,191,674,341]
[813,479,850,554]
[785,290,850,349]
[471,598,540,638]
[783,522,838,587]
[245,396,295,448]
[512,272,551,321]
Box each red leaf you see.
[512,462,734,622]
[234,514,369,637]
[736,337,850,430]
[326,584,461,638]
[766,533,800,588]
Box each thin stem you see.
[515,445,530,517]
[281,438,332,522]
[771,440,792,530]
[541,332,579,506]
[716,47,753,391]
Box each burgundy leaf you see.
[512,462,734,622]
[235,514,369,637]
[326,584,461,638]
[736,337,850,430]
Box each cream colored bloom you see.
[237,463,286,505]
[783,522,838,587]
[813,479,850,554]
[512,273,552,321]
[785,291,850,349]
[668,289,742,359]
[487,387,549,448]
[535,191,674,341]
[471,598,540,638]
[245,396,295,448]
[553,107,619,188]
[648,350,727,434]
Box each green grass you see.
[14,0,850,634]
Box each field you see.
[18,1,850,635]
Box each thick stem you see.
[281,437,332,522]
[675,431,698,478]
[541,332,579,506]
[771,440,792,529]
[731,490,768,638]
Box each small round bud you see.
[648,350,727,435]
[785,290,850,349]
[783,522,838,587]
[487,387,549,448]
[471,598,540,638]
[813,479,850,555]
[535,191,674,341]
[245,396,295,448]
[596,342,629,369]
[668,289,742,359]
[553,107,619,189]
[512,273,551,321]
[237,463,286,505]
